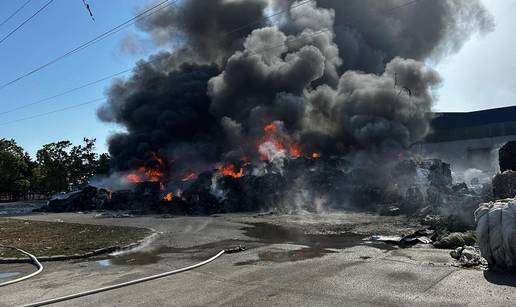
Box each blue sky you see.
[0,0,151,156]
[0,0,514,156]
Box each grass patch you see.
[0,218,152,258]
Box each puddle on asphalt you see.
[96,260,111,267]
[235,222,394,265]
[0,272,20,279]
[93,245,205,267]
[93,222,395,267]
[96,249,167,266]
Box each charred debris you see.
[41,154,491,230]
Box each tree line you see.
[0,138,110,201]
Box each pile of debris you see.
[163,155,495,223]
[39,182,162,213]
[167,157,448,215]
[39,155,491,221]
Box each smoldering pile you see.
[80,1,495,216]
[165,155,492,221]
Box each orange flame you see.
[289,145,302,158]
[264,122,277,134]
[181,172,197,182]
[218,163,244,178]
[258,121,304,160]
[126,166,164,183]
[163,192,174,202]
[126,152,167,190]
[311,152,321,159]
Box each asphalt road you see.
[1,212,515,306]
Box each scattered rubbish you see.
[450,245,486,267]
[95,211,134,219]
[225,245,246,254]
[415,236,432,244]
[370,235,403,244]
[369,229,433,246]
[378,205,400,216]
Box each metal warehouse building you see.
[413,106,516,172]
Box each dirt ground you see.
[0,218,151,258]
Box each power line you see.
[0,97,104,127]
[0,0,55,45]
[0,0,177,91]
[0,0,314,92]
[0,0,34,27]
[0,68,131,116]
[0,0,316,115]
[0,0,421,125]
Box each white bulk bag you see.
[474,198,516,271]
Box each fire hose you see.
[22,245,245,307]
[0,245,43,287]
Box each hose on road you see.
[0,244,43,287]
[23,246,245,307]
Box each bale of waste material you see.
[133,181,161,212]
[475,198,516,271]
[418,159,452,187]
[441,193,485,231]
[45,186,109,212]
[433,231,476,249]
[108,189,135,210]
[499,141,516,172]
[403,185,424,212]
[492,170,516,199]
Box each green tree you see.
[0,139,30,200]
[35,140,72,194]
[96,153,111,176]
[69,138,98,189]
[34,138,110,194]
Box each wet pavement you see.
[91,222,395,267]
[0,201,45,217]
[0,211,515,306]
[0,272,19,279]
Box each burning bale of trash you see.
[40,186,111,212]
[40,151,489,226]
[40,182,162,213]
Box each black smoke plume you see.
[98,61,221,173]
[99,0,493,177]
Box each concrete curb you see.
[0,229,158,264]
